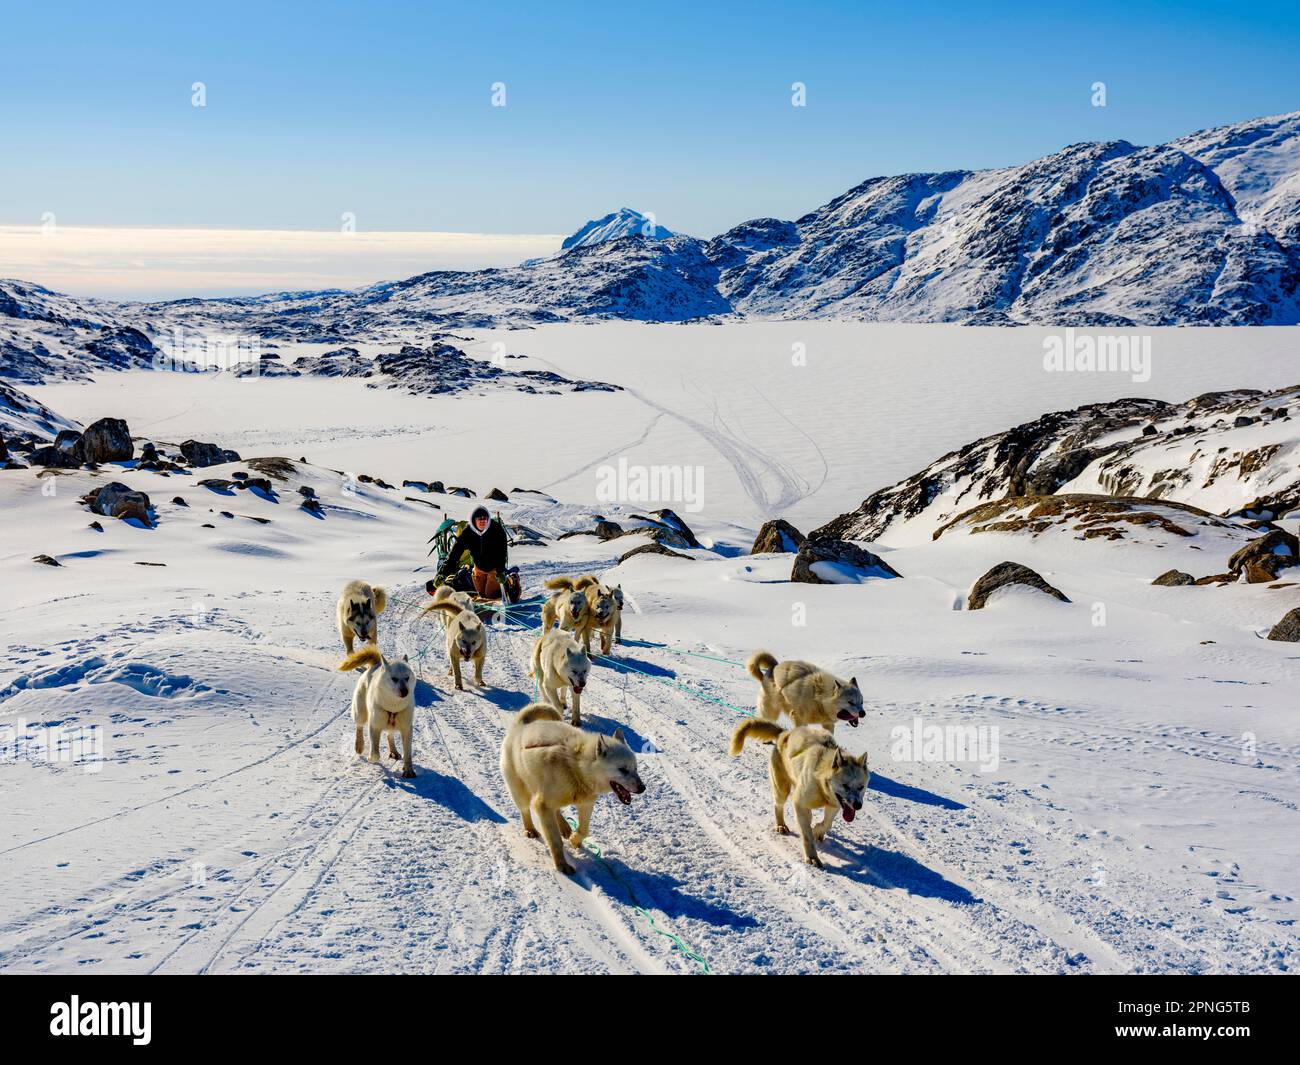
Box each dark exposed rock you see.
[968,561,1069,610]
[595,520,624,540]
[244,457,297,481]
[198,478,236,492]
[298,485,316,498]
[1152,569,1196,587]
[54,428,82,451]
[751,518,805,554]
[649,508,700,548]
[446,485,475,497]
[618,542,693,563]
[238,477,275,495]
[792,538,902,584]
[33,554,61,566]
[171,496,188,507]
[75,417,133,464]
[1267,607,1300,642]
[180,439,239,467]
[300,497,324,516]
[487,488,509,501]
[84,482,152,525]
[88,521,103,531]
[28,445,80,468]
[1227,528,1299,583]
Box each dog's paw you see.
[775,825,791,835]
[556,861,577,876]
[401,767,417,779]
[524,829,540,839]
[806,855,824,869]
[367,753,380,763]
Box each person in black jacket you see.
[437,505,508,598]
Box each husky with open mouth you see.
[425,600,487,690]
[747,650,864,731]
[499,703,645,874]
[573,575,620,655]
[730,720,868,868]
[529,628,591,725]
[541,576,590,636]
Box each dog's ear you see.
[612,727,626,745]
[401,654,409,663]
[832,748,844,769]
[849,676,859,688]
[596,735,608,755]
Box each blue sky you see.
[2,0,1299,239]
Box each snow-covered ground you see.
[3,324,1298,974]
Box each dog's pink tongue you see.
[841,805,856,822]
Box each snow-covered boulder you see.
[968,562,1069,610]
[791,538,901,584]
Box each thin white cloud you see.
[0,226,563,300]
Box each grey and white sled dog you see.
[499,703,645,874]
[429,584,474,629]
[339,646,417,779]
[541,576,589,635]
[574,575,620,655]
[336,579,388,654]
[730,720,869,868]
[747,650,864,730]
[425,600,487,690]
[529,629,591,724]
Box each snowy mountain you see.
[4,109,1300,386]
[814,384,1300,545]
[560,207,676,250]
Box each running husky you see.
[541,577,589,635]
[574,575,619,655]
[730,720,869,868]
[499,703,645,874]
[530,629,591,724]
[336,580,387,655]
[339,646,416,778]
[425,601,487,690]
[747,650,864,730]
[611,586,625,644]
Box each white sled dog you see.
[530,629,591,724]
[425,600,487,690]
[730,720,868,868]
[337,580,388,654]
[747,650,864,730]
[541,577,589,635]
[499,703,645,874]
[574,575,619,655]
[340,646,417,779]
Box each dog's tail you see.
[339,646,383,673]
[544,576,576,592]
[372,586,388,614]
[730,719,785,756]
[518,702,563,727]
[423,601,465,618]
[573,574,598,591]
[747,650,779,684]
[528,636,543,678]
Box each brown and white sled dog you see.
[339,646,416,778]
[730,720,869,868]
[424,601,487,690]
[541,577,589,635]
[530,629,591,724]
[499,704,645,874]
[574,575,619,655]
[337,580,388,654]
[747,650,864,730]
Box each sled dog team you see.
[334,575,869,870]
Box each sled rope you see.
[563,814,710,974]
